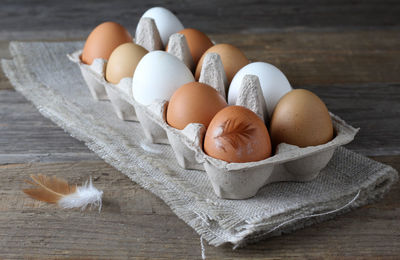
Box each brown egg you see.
[204,106,272,163]
[105,43,148,84]
[195,44,249,83]
[270,89,334,148]
[177,28,213,65]
[167,82,227,130]
[81,22,133,65]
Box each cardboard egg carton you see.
[133,57,359,199]
[68,17,359,199]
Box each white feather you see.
[58,177,103,211]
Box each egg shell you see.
[132,51,195,106]
[176,28,213,65]
[141,7,184,47]
[228,62,292,119]
[270,89,334,148]
[166,82,228,130]
[105,43,148,84]
[204,105,272,163]
[81,22,133,65]
[195,44,249,84]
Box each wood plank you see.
[215,31,400,86]
[2,30,399,86]
[0,0,399,38]
[0,41,13,90]
[0,90,100,163]
[0,69,13,90]
[305,84,400,156]
[0,158,398,259]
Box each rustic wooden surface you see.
[1,0,399,34]
[0,1,399,259]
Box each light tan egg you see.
[105,43,148,84]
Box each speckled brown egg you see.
[81,21,133,65]
[195,44,249,84]
[270,89,334,148]
[166,82,227,130]
[204,106,272,163]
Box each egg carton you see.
[134,54,359,199]
[68,18,359,199]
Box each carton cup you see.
[132,100,170,144]
[165,123,206,171]
[67,50,109,101]
[103,78,137,121]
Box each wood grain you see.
[0,69,12,90]
[0,41,12,90]
[0,90,100,164]
[0,0,399,37]
[2,30,400,86]
[0,159,398,259]
[305,84,400,156]
[212,31,400,86]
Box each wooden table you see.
[1,1,399,259]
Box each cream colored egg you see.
[105,43,148,84]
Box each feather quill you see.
[23,174,103,211]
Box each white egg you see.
[228,62,292,118]
[141,7,184,47]
[132,51,194,105]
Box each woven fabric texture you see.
[2,41,398,248]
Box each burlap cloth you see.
[2,41,398,248]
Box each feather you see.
[59,177,103,211]
[23,174,76,203]
[215,119,255,150]
[23,174,103,211]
